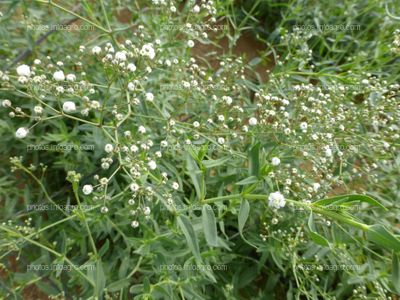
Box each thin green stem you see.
[0,225,95,287]
[72,182,98,257]
[35,0,110,33]
[202,193,370,231]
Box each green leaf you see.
[197,144,209,161]
[366,224,400,253]
[235,176,258,185]
[238,199,257,248]
[143,277,150,293]
[202,204,218,247]
[186,153,205,200]
[248,142,260,178]
[313,194,387,210]
[94,261,106,297]
[107,279,131,292]
[202,156,230,168]
[130,284,143,294]
[392,253,400,294]
[98,239,109,257]
[238,199,250,234]
[308,212,330,247]
[177,215,201,261]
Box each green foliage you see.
[0,0,399,299]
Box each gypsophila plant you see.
[0,0,399,299]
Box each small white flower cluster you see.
[391,29,400,54]
[268,191,286,209]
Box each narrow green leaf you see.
[202,156,230,168]
[313,194,387,210]
[143,277,150,293]
[107,279,131,292]
[177,215,201,261]
[186,153,205,200]
[392,253,400,294]
[238,199,250,234]
[308,212,330,247]
[98,239,109,257]
[235,176,258,185]
[202,205,218,247]
[248,142,260,177]
[197,144,209,161]
[366,224,400,253]
[95,261,106,297]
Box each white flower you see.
[145,92,154,102]
[217,137,225,145]
[249,117,258,126]
[130,183,139,192]
[172,182,179,190]
[271,157,280,166]
[268,191,286,209]
[313,183,320,191]
[143,206,151,215]
[66,74,76,82]
[53,70,65,81]
[16,65,31,77]
[62,101,76,113]
[115,51,127,61]
[104,143,114,153]
[223,96,232,105]
[325,147,332,157]
[138,126,146,134]
[101,206,109,214]
[128,82,136,91]
[218,115,225,122]
[141,43,155,59]
[2,99,11,107]
[193,5,200,13]
[82,184,93,195]
[148,160,157,170]
[15,127,29,139]
[187,40,195,48]
[193,121,200,128]
[92,46,101,55]
[18,76,28,84]
[131,220,139,228]
[63,101,76,113]
[34,59,41,65]
[300,122,308,131]
[160,140,168,147]
[127,63,136,72]
[130,145,139,153]
[34,106,43,114]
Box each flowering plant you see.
[0,0,399,299]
